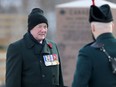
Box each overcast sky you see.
[1,0,22,7]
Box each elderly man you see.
[6,8,65,87]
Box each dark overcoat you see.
[72,33,116,87]
[6,33,64,87]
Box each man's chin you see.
[38,37,45,41]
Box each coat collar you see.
[41,40,51,54]
[23,33,35,49]
[96,33,114,42]
[23,33,52,54]
[91,33,115,48]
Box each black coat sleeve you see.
[72,50,92,87]
[6,43,22,87]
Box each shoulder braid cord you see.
[100,47,116,74]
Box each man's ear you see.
[91,23,95,32]
[112,22,114,30]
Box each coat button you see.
[53,74,55,77]
[40,60,42,63]
[42,74,45,77]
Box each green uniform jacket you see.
[6,33,64,87]
[72,33,116,87]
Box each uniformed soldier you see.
[6,8,66,87]
[72,0,116,87]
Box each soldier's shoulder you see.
[80,41,104,52]
[80,42,94,52]
[10,38,23,45]
[8,38,23,48]
[83,42,94,48]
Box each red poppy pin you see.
[47,43,52,49]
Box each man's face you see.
[30,23,48,41]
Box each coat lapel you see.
[41,40,51,54]
[34,45,43,55]
[23,33,51,55]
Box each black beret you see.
[89,4,113,23]
[28,8,48,32]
